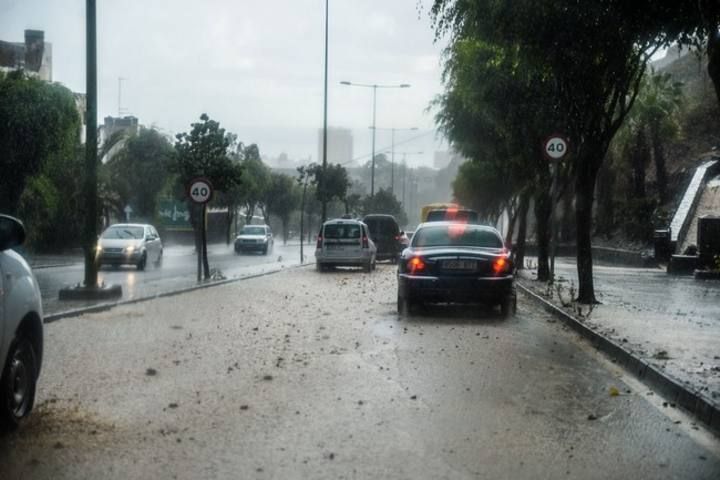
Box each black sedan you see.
[397,222,516,317]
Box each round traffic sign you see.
[543,135,569,161]
[188,177,214,204]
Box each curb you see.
[44,262,313,324]
[517,280,720,435]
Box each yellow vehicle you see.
[420,203,459,223]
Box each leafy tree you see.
[239,146,270,224]
[361,188,408,226]
[431,1,675,302]
[103,127,174,221]
[264,172,301,243]
[299,162,350,212]
[0,70,80,215]
[175,114,242,278]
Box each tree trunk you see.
[708,28,720,107]
[202,204,210,280]
[245,203,255,224]
[281,216,289,245]
[650,122,668,204]
[505,202,518,247]
[514,192,530,270]
[534,191,552,282]
[631,129,648,199]
[225,207,234,245]
[575,163,599,304]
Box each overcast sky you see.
[1,0,450,167]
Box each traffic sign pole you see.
[187,178,214,281]
[543,135,569,283]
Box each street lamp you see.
[340,81,411,196]
[371,126,418,195]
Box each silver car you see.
[234,225,274,255]
[315,219,377,272]
[97,223,163,270]
[0,215,43,430]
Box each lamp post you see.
[340,81,410,197]
[320,0,329,224]
[370,126,418,195]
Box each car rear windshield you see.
[102,226,144,239]
[412,225,503,249]
[241,226,266,235]
[426,209,479,223]
[364,218,399,236]
[324,223,361,239]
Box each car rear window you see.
[364,218,399,237]
[324,223,361,239]
[412,225,503,249]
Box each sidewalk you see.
[518,258,720,409]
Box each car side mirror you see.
[0,215,26,251]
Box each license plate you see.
[442,259,477,270]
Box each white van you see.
[315,219,377,272]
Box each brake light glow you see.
[362,236,369,248]
[316,235,323,249]
[408,257,426,274]
[492,257,508,274]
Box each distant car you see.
[235,225,274,255]
[399,231,410,251]
[97,223,163,270]
[426,208,480,224]
[0,215,43,430]
[315,219,377,272]
[397,222,516,317]
[362,214,403,262]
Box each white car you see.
[0,215,43,430]
[234,225,274,255]
[97,223,163,270]
[315,219,377,272]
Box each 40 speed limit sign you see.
[543,134,569,161]
[187,177,214,204]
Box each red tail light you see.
[362,236,369,248]
[395,235,400,241]
[408,256,426,274]
[492,256,509,274]
[316,235,323,249]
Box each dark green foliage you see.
[103,127,175,221]
[361,189,408,226]
[0,70,80,215]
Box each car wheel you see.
[0,335,38,431]
[263,246,268,255]
[397,295,408,315]
[363,261,372,273]
[316,262,324,272]
[137,253,147,271]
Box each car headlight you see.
[96,244,103,253]
[125,245,136,254]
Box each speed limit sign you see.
[543,135,569,161]
[188,177,214,204]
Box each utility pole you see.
[320,0,329,223]
[83,0,98,288]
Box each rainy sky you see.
[1,0,449,166]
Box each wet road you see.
[35,243,304,315]
[1,265,718,479]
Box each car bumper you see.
[398,273,514,303]
[235,242,268,251]
[316,250,373,266]
[98,252,143,265]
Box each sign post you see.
[187,177,214,282]
[543,135,569,282]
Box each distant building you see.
[0,29,52,81]
[318,127,353,166]
[99,116,140,162]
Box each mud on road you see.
[1,264,719,479]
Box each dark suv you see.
[362,214,402,262]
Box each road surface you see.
[1,265,718,479]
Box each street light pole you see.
[370,85,377,197]
[340,81,410,198]
[390,128,395,194]
[83,0,98,288]
[320,0,329,224]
